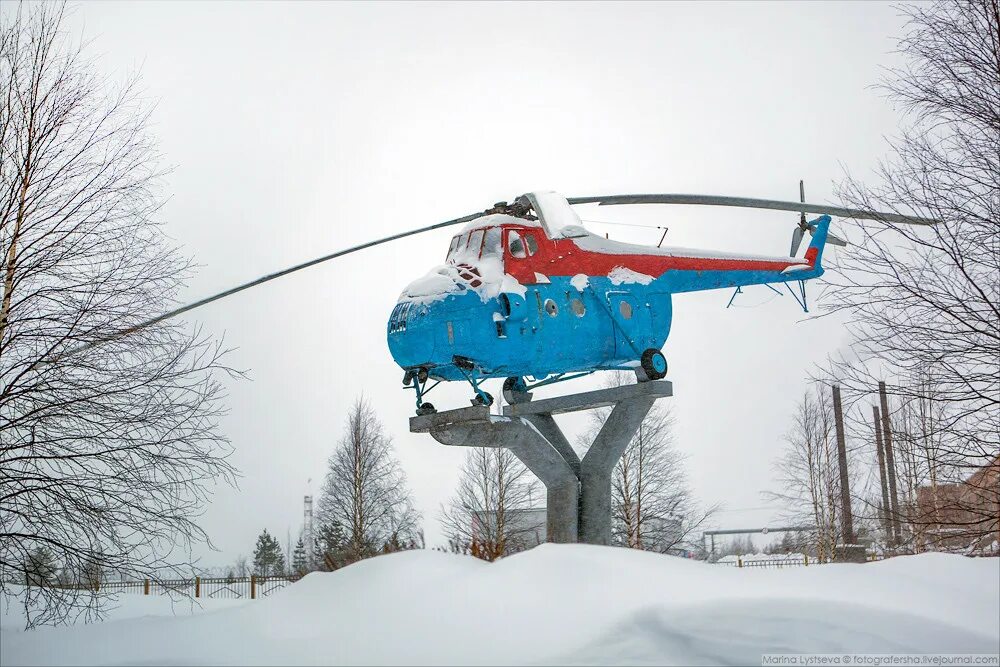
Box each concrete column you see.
[578,397,655,545]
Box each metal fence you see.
[713,553,886,568]
[94,574,300,600]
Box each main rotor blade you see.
[566,194,939,226]
[60,210,483,356]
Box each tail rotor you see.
[790,180,848,257]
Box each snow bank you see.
[0,587,246,634]
[2,546,996,666]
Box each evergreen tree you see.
[315,521,348,571]
[291,538,308,575]
[252,529,285,576]
[23,547,58,586]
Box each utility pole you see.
[831,385,855,544]
[878,381,902,545]
[873,406,892,544]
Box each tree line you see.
[770,0,998,559]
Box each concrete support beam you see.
[409,380,671,547]
[503,380,672,417]
[579,397,656,545]
[521,414,581,477]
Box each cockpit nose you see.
[386,299,435,370]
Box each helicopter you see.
[387,190,839,414]
[66,186,935,414]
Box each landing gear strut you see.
[454,358,494,407]
[405,367,438,416]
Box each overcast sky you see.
[61,1,909,563]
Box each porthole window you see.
[619,300,632,319]
[544,299,558,317]
[570,298,586,317]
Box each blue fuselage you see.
[388,276,672,381]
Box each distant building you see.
[637,514,683,552]
[471,507,547,552]
[915,454,999,554]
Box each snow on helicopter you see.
[66,187,936,414]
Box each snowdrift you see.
[2,545,997,665]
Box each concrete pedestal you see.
[410,380,672,545]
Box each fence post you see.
[195,576,200,599]
[144,579,150,595]
[804,555,809,567]
[737,557,743,568]
[250,575,256,600]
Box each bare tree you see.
[440,446,541,561]
[0,4,236,627]
[316,397,420,561]
[817,0,999,551]
[580,373,715,555]
[766,388,842,560]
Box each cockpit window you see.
[446,235,461,261]
[483,227,502,258]
[467,230,485,257]
[507,230,527,258]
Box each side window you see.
[507,230,527,259]
[467,230,485,258]
[524,233,539,256]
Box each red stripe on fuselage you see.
[503,235,806,283]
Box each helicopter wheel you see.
[472,391,494,407]
[416,402,436,416]
[639,348,668,381]
[502,376,529,404]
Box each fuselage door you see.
[605,290,650,360]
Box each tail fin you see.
[803,215,832,272]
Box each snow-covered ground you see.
[0,588,247,636]
[2,545,997,666]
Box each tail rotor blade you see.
[808,226,849,247]
[790,226,805,257]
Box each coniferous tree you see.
[291,539,308,575]
[252,530,285,576]
[23,546,58,586]
[315,521,347,571]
